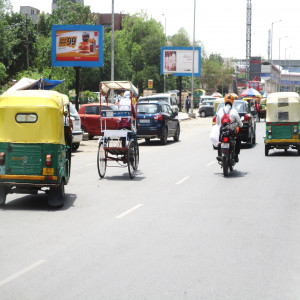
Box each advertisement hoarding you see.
[52,25,104,67]
[161,47,201,77]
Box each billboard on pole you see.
[161,47,201,77]
[52,25,104,67]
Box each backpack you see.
[221,108,231,125]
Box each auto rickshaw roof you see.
[0,90,69,108]
[267,92,300,104]
[100,81,139,97]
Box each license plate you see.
[139,119,150,124]
[43,168,54,175]
[221,143,229,149]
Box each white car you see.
[70,103,83,152]
[138,93,179,113]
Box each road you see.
[1,117,300,299]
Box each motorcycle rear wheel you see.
[222,157,229,177]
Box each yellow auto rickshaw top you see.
[266,92,300,122]
[0,90,69,144]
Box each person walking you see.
[185,96,190,114]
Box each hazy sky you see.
[10,0,300,60]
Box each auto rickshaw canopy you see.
[266,92,300,122]
[0,90,69,144]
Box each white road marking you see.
[116,204,144,219]
[206,161,216,166]
[176,176,189,185]
[0,260,46,287]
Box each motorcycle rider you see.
[216,93,243,162]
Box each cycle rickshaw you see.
[97,81,139,179]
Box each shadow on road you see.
[215,169,248,178]
[0,193,77,211]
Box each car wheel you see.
[247,132,253,147]
[160,126,168,145]
[82,126,94,140]
[72,143,80,152]
[252,131,256,144]
[173,124,180,142]
[145,138,150,144]
[200,111,206,118]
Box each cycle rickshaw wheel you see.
[128,140,137,179]
[97,141,107,178]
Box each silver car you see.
[70,103,83,152]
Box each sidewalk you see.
[178,111,199,121]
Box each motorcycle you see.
[217,120,239,177]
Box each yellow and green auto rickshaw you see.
[265,92,300,156]
[0,90,72,207]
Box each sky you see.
[10,0,300,60]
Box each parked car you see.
[78,103,120,139]
[199,96,217,105]
[70,103,83,152]
[213,100,256,146]
[199,100,215,117]
[136,101,180,145]
[138,93,179,113]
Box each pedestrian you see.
[185,96,190,114]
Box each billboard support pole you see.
[179,76,182,112]
[75,67,80,111]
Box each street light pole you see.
[189,0,196,118]
[111,0,114,81]
[162,14,166,92]
[279,35,288,92]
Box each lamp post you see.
[189,0,196,118]
[279,35,288,92]
[162,14,166,92]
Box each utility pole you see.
[25,14,29,71]
[245,0,252,87]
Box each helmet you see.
[224,94,235,106]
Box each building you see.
[94,13,127,31]
[20,6,40,25]
[52,0,84,12]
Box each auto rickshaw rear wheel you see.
[0,186,7,206]
[265,145,269,156]
[48,179,65,208]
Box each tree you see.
[169,28,191,47]
[0,62,7,85]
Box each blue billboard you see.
[52,25,104,67]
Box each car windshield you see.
[137,103,161,114]
[217,102,247,113]
[140,97,169,103]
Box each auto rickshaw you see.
[258,97,267,121]
[0,90,72,207]
[264,92,300,156]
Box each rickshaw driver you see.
[216,94,243,162]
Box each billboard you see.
[52,25,104,67]
[161,47,201,77]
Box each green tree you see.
[169,28,191,47]
[0,62,7,85]
[50,0,95,25]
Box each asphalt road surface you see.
[1,117,300,300]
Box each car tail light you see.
[243,114,250,123]
[293,126,297,134]
[154,114,163,121]
[223,137,229,142]
[212,115,216,125]
[0,152,5,165]
[46,154,52,167]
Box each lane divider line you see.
[0,260,46,287]
[206,161,216,166]
[116,204,144,219]
[176,176,189,185]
